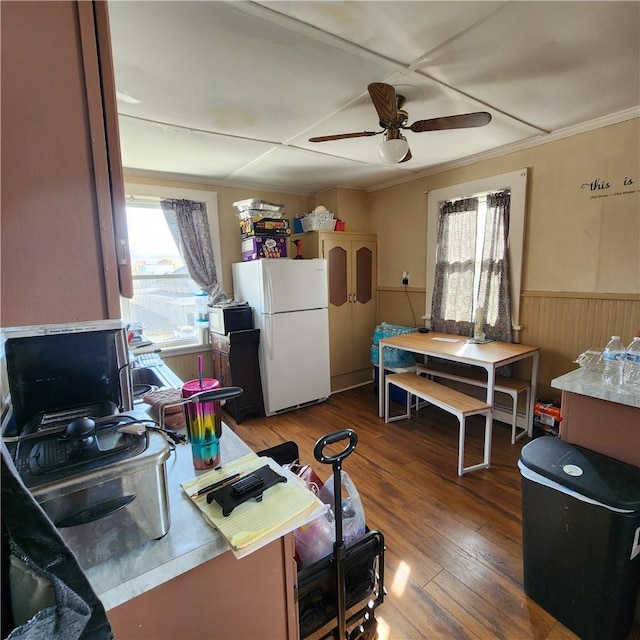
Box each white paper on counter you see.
[181,455,327,559]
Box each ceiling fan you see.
[309,82,492,164]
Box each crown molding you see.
[123,168,313,197]
[369,107,640,193]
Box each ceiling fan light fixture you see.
[378,136,409,164]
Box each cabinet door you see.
[210,333,231,386]
[324,240,353,377]
[324,239,376,377]
[211,348,224,384]
[227,330,264,421]
[107,535,298,639]
[1,1,130,325]
[351,240,377,372]
[92,1,133,299]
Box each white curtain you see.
[430,191,513,343]
[430,197,479,335]
[478,191,512,343]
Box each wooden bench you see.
[384,372,492,476]
[416,361,531,444]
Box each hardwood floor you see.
[226,384,640,640]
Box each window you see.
[425,169,528,337]
[120,184,221,348]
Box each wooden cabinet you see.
[108,534,299,639]
[559,391,640,467]
[210,330,265,422]
[1,1,132,326]
[553,369,640,467]
[290,232,377,391]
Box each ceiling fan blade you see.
[368,83,398,127]
[409,112,492,133]
[399,148,412,163]
[309,130,380,143]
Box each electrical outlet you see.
[402,271,409,286]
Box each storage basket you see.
[301,211,335,232]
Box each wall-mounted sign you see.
[581,176,637,199]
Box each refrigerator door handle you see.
[265,313,273,360]
[264,266,274,313]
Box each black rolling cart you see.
[259,431,385,640]
[297,430,385,640]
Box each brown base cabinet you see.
[559,390,640,467]
[290,231,377,392]
[210,330,264,422]
[107,535,298,639]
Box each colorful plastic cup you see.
[182,378,222,470]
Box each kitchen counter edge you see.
[551,367,640,409]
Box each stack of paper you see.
[181,454,327,559]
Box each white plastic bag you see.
[293,470,366,569]
[294,514,335,568]
[318,470,366,544]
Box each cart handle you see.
[313,429,358,465]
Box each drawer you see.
[210,332,230,354]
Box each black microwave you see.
[208,305,254,335]
[1,319,132,437]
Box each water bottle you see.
[601,336,625,386]
[623,337,640,388]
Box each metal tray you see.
[232,198,284,213]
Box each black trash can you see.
[519,438,640,640]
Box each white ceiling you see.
[107,1,640,195]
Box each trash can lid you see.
[520,438,640,511]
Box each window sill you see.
[158,343,212,357]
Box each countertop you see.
[85,423,255,610]
[551,367,640,409]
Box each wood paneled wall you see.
[161,347,213,384]
[162,292,639,399]
[376,286,426,329]
[519,292,639,397]
[378,288,640,398]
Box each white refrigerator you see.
[232,259,331,416]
